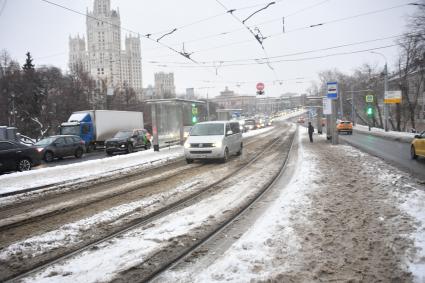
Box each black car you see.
[35,135,85,162]
[0,140,42,172]
[105,129,151,155]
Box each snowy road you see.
[2,120,425,282]
[0,124,289,282]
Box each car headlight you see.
[120,144,126,148]
[184,142,190,148]
[213,141,222,148]
[36,147,44,152]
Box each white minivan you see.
[184,121,243,163]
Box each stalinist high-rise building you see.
[69,0,143,100]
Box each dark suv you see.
[35,135,85,162]
[0,140,42,172]
[105,129,151,155]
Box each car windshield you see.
[35,137,56,146]
[61,125,80,135]
[190,124,224,136]
[113,131,132,138]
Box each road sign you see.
[323,98,332,115]
[327,82,338,100]
[365,95,374,103]
[385,90,402,104]
[256,82,265,91]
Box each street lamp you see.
[370,51,389,131]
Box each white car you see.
[184,121,243,163]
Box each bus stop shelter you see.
[146,98,205,151]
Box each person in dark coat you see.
[308,122,314,143]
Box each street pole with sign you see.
[327,82,339,145]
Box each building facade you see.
[69,0,143,100]
[154,72,176,99]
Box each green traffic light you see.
[192,116,198,124]
[367,106,373,116]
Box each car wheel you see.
[75,148,83,158]
[411,146,418,160]
[236,143,243,156]
[127,144,134,154]
[44,151,54,162]
[17,158,32,171]
[186,158,193,164]
[222,147,229,163]
[106,151,114,156]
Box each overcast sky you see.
[0,0,419,97]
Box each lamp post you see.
[371,51,388,131]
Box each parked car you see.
[105,129,151,155]
[184,121,243,164]
[35,135,85,162]
[337,121,353,135]
[297,117,305,123]
[411,131,425,159]
[0,140,41,172]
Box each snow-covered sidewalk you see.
[161,127,425,282]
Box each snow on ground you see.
[0,127,273,196]
[162,127,315,282]
[162,127,425,282]
[20,147,283,283]
[354,124,417,143]
[0,179,202,261]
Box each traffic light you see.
[191,103,198,124]
[366,105,374,117]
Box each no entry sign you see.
[256,82,265,91]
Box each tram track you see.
[118,125,297,283]
[1,126,287,282]
[0,131,275,232]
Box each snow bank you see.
[354,124,416,143]
[0,127,272,196]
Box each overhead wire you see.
[214,0,278,78]
[146,33,416,66]
[147,43,399,68]
[142,1,413,62]
[145,1,413,55]
[147,0,285,36]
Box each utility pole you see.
[339,88,344,119]
[384,61,388,131]
[206,90,210,121]
[371,51,388,131]
[331,99,339,145]
[351,85,355,125]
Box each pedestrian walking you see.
[308,122,314,143]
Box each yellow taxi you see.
[411,131,425,159]
[336,121,353,135]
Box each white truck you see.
[59,110,144,151]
